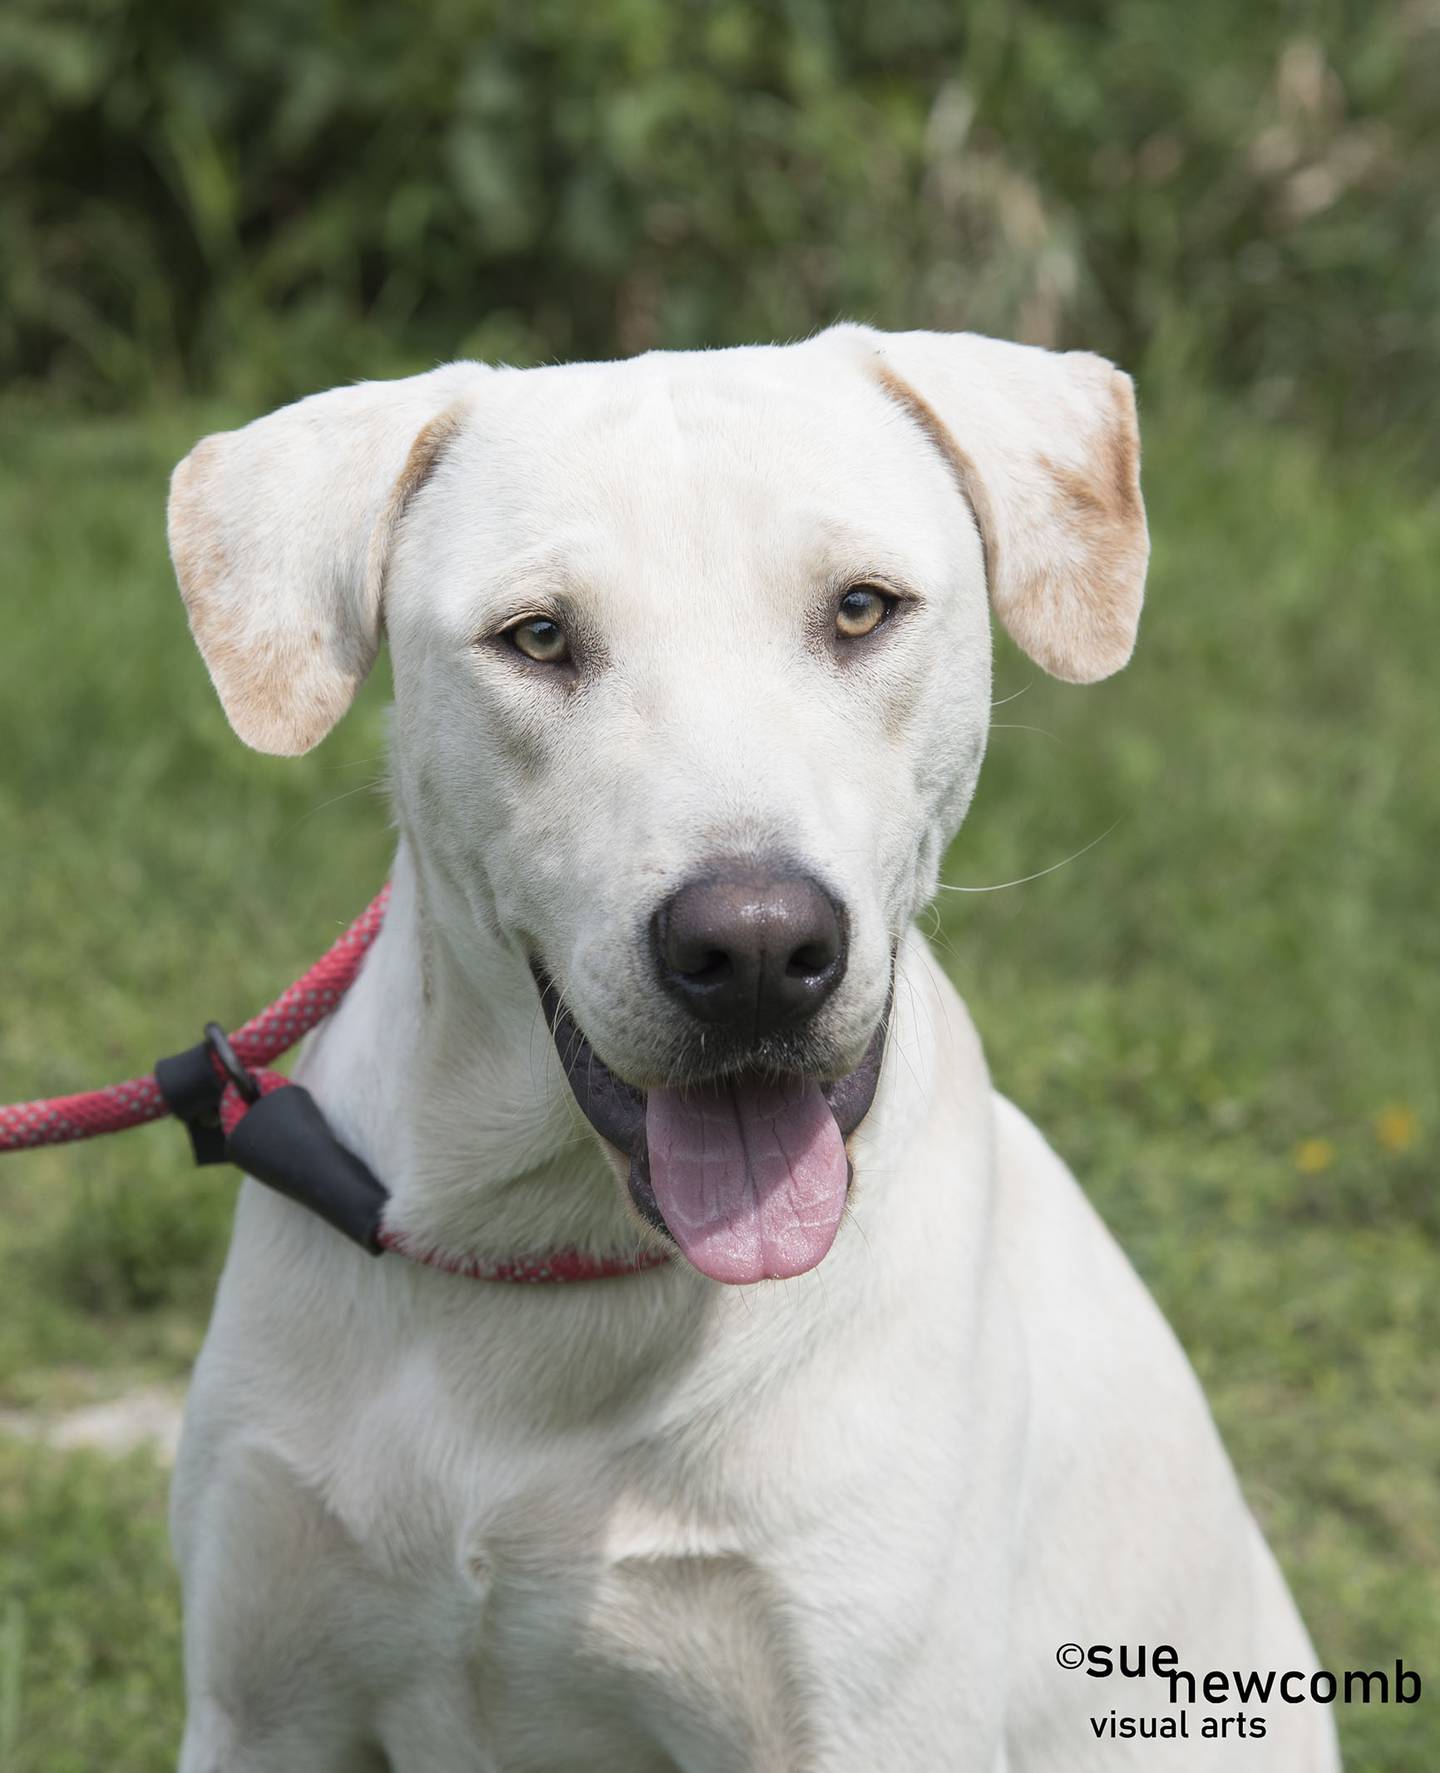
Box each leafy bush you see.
[3,0,1436,434]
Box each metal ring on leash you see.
[204,1022,260,1105]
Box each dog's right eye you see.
[835,585,896,641]
[504,617,570,665]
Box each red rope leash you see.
[0,888,390,1152]
[0,885,666,1284]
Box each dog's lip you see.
[530,967,892,1242]
[532,970,648,1158]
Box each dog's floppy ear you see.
[828,324,1149,683]
[168,362,488,755]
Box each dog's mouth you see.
[533,972,890,1286]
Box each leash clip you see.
[154,1021,255,1167]
[157,1022,388,1252]
[203,1022,259,1105]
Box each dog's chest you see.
[321,1376,956,1772]
[354,1457,834,1770]
[201,1216,993,1768]
[482,1532,810,1767]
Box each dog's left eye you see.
[505,617,570,665]
[835,585,895,640]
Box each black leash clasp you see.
[155,1024,389,1255]
[154,1028,231,1166]
[224,1083,388,1255]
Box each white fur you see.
[168,327,1339,1770]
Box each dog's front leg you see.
[172,1436,402,1773]
[177,1701,391,1773]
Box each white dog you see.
[167,326,1339,1770]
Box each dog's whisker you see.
[841,1199,875,1266]
[989,722,1058,741]
[322,752,391,772]
[920,920,964,969]
[936,821,1121,894]
[289,778,386,826]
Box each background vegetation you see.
[5,0,1440,448]
[1,2,1436,1768]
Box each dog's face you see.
[169,326,1147,1282]
[387,350,989,1085]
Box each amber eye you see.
[505,617,570,665]
[835,585,894,640]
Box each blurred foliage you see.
[2,0,1438,440]
[0,1442,180,1773]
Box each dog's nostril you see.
[786,941,835,979]
[654,867,848,1036]
[686,948,732,983]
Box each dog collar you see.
[376,1228,668,1283]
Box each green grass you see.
[0,391,1436,1769]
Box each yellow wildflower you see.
[1293,1137,1335,1174]
[1374,1104,1419,1153]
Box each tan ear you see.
[827,324,1149,683]
[168,362,489,754]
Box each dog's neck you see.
[298,839,646,1265]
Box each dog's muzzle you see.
[533,967,890,1287]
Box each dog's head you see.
[169,325,1147,1282]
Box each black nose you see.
[653,867,847,1037]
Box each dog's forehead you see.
[493,340,873,455]
[440,343,966,577]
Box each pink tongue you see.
[644,1077,849,1285]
